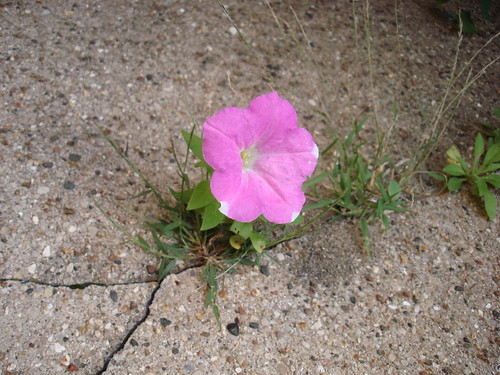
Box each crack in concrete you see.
[1,265,201,373]
[0,278,157,288]
[94,278,164,375]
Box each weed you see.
[305,114,409,255]
[443,132,500,219]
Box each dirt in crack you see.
[94,280,164,375]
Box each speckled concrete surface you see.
[1,0,498,374]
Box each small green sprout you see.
[443,133,500,220]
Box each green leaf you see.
[249,231,266,253]
[447,177,466,192]
[481,173,500,188]
[443,163,465,177]
[376,178,389,202]
[479,162,500,174]
[181,130,204,161]
[360,217,371,256]
[136,235,151,250]
[187,180,215,210]
[169,187,192,204]
[129,189,152,199]
[290,213,304,225]
[321,139,338,156]
[229,235,244,249]
[303,172,329,189]
[158,259,177,282]
[388,180,401,200]
[303,199,334,210]
[425,171,446,182]
[473,133,484,173]
[456,156,470,175]
[212,303,221,328]
[475,178,488,197]
[381,213,390,231]
[200,201,224,231]
[483,190,497,220]
[481,143,500,170]
[230,221,252,239]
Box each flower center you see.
[240,147,257,170]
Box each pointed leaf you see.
[200,201,224,231]
[473,133,484,173]
[169,187,192,204]
[303,172,329,189]
[481,173,500,188]
[475,178,488,197]
[249,231,266,253]
[181,130,204,161]
[388,180,401,200]
[479,162,500,174]
[425,171,446,182]
[481,143,500,170]
[447,177,465,192]
[483,190,497,220]
[187,180,215,210]
[443,164,465,177]
[158,259,177,282]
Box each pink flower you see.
[202,92,318,224]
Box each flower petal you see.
[218,171,263,222]
[202,124,242,171]
[203,106,265,150]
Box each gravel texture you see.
[1,0,498,374]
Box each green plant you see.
[305,115,409,255]
[443,133,500,219]
[96,121,322,326]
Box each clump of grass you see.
[305,113,408,255]
[441,123,500,219]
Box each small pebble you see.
[454,285,464,292]
[69,154,81,162]
[63,181,75,190]
[129,339,138,347]
[109,290,118,302]
[259,265,270,277]
[249,322,260,329]
[28,264,37,274]
[160,318,172,327]
[172,347,179,354]
[32,216,39,225]
[42,245,51,257]
[229,26,237,35]
[37,186,50,195]
[53,343,66,353]
[227,322,239,336]
[350,296,357,304]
